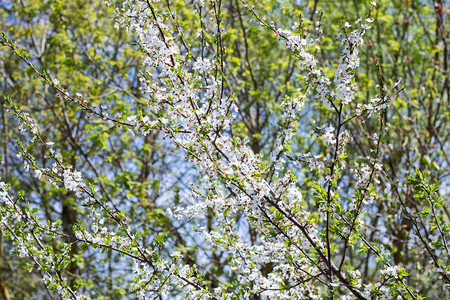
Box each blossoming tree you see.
[0,0,448,299]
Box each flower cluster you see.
[63,168,85,198]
